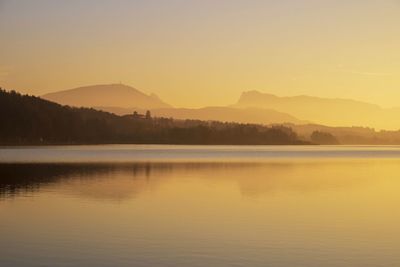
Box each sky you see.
[1,0,400,108]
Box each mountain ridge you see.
[41,84,306,125]
[41,85,400,130]
[42,84,171,109]
[95,106,306,125]
[237,90,381,109]
[234,90,399,130]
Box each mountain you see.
[3,88,400,145]
[43,84,304,125]
[0,89,305,145]
[234,91,400,130]
[41,85,400,130]
[42,84,171,109]
[95,106,305,125]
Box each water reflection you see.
[1,160,400,267]
[0,160,380,200]
[0,163,158,200]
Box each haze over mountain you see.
[41,84,400,130]
[43,84,304,125]
[42,84,171,109]
[234,91,400,130]
[98,106,305,125]
[1,89,305,145]
[285,123,400,145]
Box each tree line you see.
[0,89,309,145]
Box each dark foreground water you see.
[0,146,400,267]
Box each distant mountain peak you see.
[240,90,278,100]
[42,84,172,109]
[149,93,163,100]
[236,90,381,106]
[234,90,396,129]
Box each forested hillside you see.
[0,89,306,145]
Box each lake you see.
[1,145,400,267]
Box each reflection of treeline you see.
[0,163,152,197]
[0,89,308,145]
[0,162,262,198]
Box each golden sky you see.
[1,0,399,108]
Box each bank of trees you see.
[310,131,339,145]
[0,89,308,145]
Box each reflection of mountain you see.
[0,161,374,201]
[42,84,171,109]
[234,90,400,130]
[207,161,372,197]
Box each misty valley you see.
[2,87,400,146]
[2,2,400,266]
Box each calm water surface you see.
[0,145,400,267]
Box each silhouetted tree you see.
[132,111,140,119]
[310,131,339,145]
[145,110,151,120]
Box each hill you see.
[96,106,305,125]
[42,84,171,109]
[0,89,305,145]
[285,123,400,145]
[42,84,305,125]
[234,90,400,130]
